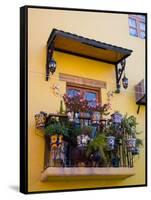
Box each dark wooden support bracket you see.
[136,95,146,114]
[46,42,55,81]
[137,104,141,114]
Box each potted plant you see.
[45,122,69,138]
[125,137,136,152]
[86,133,107,166]
[121,114,142,153]
[63,93,89,122]
[132,138,143,155]
[104,122,118,151]
[111,111,123,124]
[44,122,69,167]
[89,103,110,124]
[44,122,69,149]
[76,126,93,148]
[35,111,47,128]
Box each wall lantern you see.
[46,41,57,81]
[122,74,128,89]
[49,58,56,75]
[115,59,129,93]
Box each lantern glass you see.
[122,75,128,89]
[49,58,56,74]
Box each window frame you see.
[66,83,101,105]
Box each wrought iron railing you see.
[41,113,137,170]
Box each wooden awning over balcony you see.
[47,29,132,65]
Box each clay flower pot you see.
[49,134,65,167]
[106,136,116,150]
[67,111,74,122]
[132,147,140,155]
[35,111,47,128]
[111,112,123,124]
[125,138,136,152]
[91,111,101,124]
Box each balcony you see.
[35,110,142,182]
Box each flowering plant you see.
[63,93,111,116]
[63,93,89,112]
[87,103,111,116]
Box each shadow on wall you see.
[9,185,19,192]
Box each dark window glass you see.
[140,31,145,39]
[67,89,80,97]
[129,28,138,36]
[129,18,137,28]
[140,22,145,31]
[67,85,100,106]
[85,92,97,106]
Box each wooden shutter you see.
[135,79,145,103]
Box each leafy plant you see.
[87,133,107,162]
[64,122,83,145]
[81,126,93,136]
[121,114,139,136]
[87,103,111,117]
[136,138,143,147]
[44,122,69,137]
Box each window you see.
[128,15,146,39]
[67,84,100,106]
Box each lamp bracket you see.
[115,59,126,90]
[46,42,55,81]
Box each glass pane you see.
[140,31,145,39]
[67,89,80,97]
[129,18,137,28]
[85,92,97,106]
[129,28,138,36]
[140,22,145,31]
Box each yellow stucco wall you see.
[28,8,146,192]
